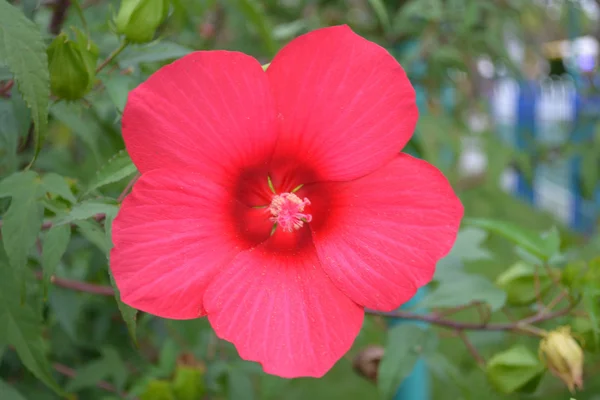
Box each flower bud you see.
[115,0,170,44]
[47,31,98,100]
[539,326,584,392]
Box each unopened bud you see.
[539,326,584,392]
[115,0,170,43]
[47,31,98,100]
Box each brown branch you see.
[456,330,485,366]
[0,80,13,98]
[366,306,573,334]
[117,173,140,202]
[435,301,482,317]
[35,271,113,296]
[49,0,71,35]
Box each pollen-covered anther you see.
[268,192,312,232]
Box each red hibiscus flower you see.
[110,25,463,378]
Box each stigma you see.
[268,192,312,232]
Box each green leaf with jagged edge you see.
[53,199,119,226]
[0,0,49,167]
[0,171,44,279]
[0,260,64,395]
[378,325,438,400]
[41,224,71,299]
[105,210,138,343]
[85,150,138,194]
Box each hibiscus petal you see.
[110,169,250,319]
[310,154,464,311]
[267,25,418,181]
[122,51,277,180]
[203,231,364,378]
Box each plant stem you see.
[35,271,113,296]
[117,173,140,203]
[366,306,572,334]
[456,330,485,366]
[49,0,71,35]
[96,41,129,74]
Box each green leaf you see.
[486,345,545,394]
[55,199,118,226]
[41,172,77,204]
[0,260,64,394]
[367,0,391,33]
[49,289,82,340]
[118,41,193,68]
[582,287,600,342]
[65,347,128,392]
[65,359,111,393]
[41,224,71,298]
[86,150,137,194]
[435,227,491,278]
[49,101,102,162]
[377,325,438,399]
[227,367,255,400]
[0,0,49,167]
[0,99,20,174]
[0,171,44,277]
[235,0,277,56]
[110,273,138,343]
[104,74,135,114]
[419,271,506,311]
[0,379,27,400]
[74,219,110,253]
[465,218,554,260]
[496,261,556,306]
[425,353,470,396]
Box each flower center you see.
[268,192,312,233]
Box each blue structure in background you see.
[391,288,430,400]
[515,80,538,203]
[512,2,599,234]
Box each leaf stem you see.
[96,41,129,74]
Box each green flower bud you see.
[47,31,98,100]
[115,0,170,44]
[172,366,205,400]
[539,326,584,393]
[139,379,175,400]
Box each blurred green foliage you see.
[0,0,599,399]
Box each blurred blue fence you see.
[491,74,600,234]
